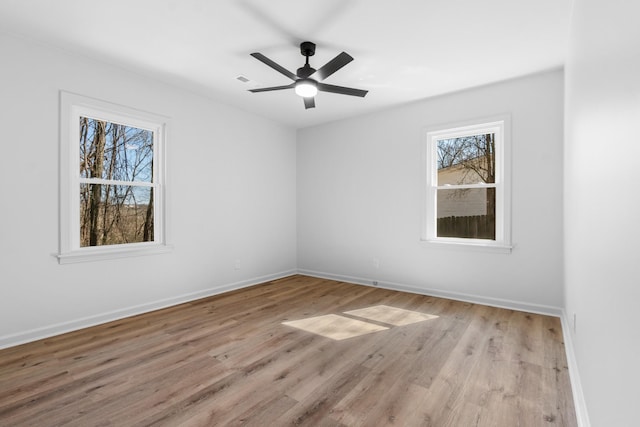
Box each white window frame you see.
[422,115,512,252]
[58,91,172,264]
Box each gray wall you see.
[297,70,564,311]
[0,33,298,347]
[565,0,640,425]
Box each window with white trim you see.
[424,117,511,250]
[58,92,171,263]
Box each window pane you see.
[79,117,154,182]
[80,184,154,247]
[437,188,495,239]
[437,134,495,185]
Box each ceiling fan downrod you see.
[297,41,316,78]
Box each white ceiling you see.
[0,0,572,129]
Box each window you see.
[423,117,511,251]
[58,92,171,263]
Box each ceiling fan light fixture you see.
[295,79,318,98]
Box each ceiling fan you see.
[249,41,368,109]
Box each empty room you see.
[0,1,638,426]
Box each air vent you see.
[236,75,250,83]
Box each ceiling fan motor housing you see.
[300,41,316,57]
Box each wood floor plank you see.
[404,304,496,426]
[0,275,577,426]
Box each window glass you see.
[79,117,153,182]
[436,188,495,239]
[436,133,496,240]
[437,134,495,186]
[78,116,155,248]
[79,184,154,247]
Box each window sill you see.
[420,239,512,254]
[57,243,174,264]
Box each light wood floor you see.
[0,275,577,426]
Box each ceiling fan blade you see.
[317,82,368,97]
[249,83,295,93]
[304,97,315,109]
[250,53,297,81]
[314,52,353,81]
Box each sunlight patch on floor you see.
[282,305,438,340]
[282,314,389,340]
[344,305,439,326]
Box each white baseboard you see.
[0,269,296,350]
[297,269,563,317]
[559,311,591,427]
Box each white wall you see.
[0,33,297,347]
[564,0,640,425]
[297,70,565,311]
